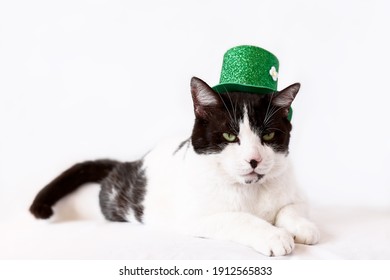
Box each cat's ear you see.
[190,77,220,118]
[272,83,300,115]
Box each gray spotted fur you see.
[99,160,146,222]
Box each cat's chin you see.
[238,173,265,185]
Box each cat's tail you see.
[29,159,119,219]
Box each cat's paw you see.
[292,220,320,245]
[253,228,295,257]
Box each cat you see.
[29,77,320,257]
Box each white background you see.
[0,0,389,223]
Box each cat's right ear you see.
[190,77,220,118]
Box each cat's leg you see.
[274,203,320,245]
[185,212,294,257]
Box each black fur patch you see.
[191,91,293,155]
[99,160,147,223]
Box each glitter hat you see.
[212,45,293,120]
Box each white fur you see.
[197,89,218,106]
[125,208,142,224]
[108,188,118,202]
[140,110,319,256]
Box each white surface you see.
[1,206,389,259]
[1,0,390,259]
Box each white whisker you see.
[216,86,239,134]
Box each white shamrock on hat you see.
[269,66,278,81]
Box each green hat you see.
[213,45,293,120]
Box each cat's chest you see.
[182,155,287,219]
[183,179,283,223]
[142,139,293,225]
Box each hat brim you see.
[212,83,276,95]
[211,83,293,121]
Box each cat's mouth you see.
[242,172,264,185]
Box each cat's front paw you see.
[253,227,294,257]
[292,220,320,245]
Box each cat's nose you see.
[249,159,259,169]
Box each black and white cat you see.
[30,77,320,256]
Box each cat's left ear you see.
[272,83,300,115]
[190,77,221,118]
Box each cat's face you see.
[190,77,300,185]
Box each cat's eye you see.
[222,132,237,142]
[262,132,275,141]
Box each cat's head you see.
[190,77,300,185]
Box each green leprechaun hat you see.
[212,45,293,120]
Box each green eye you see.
[262,132,275,141]
[222,132,237,142]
